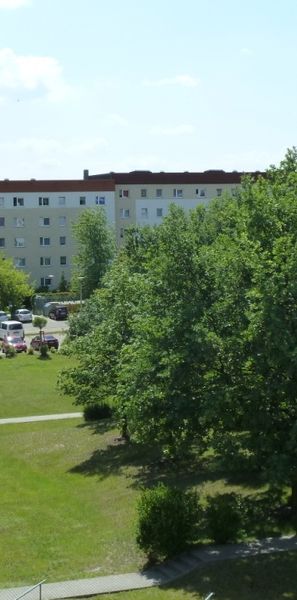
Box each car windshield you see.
[8,337,23,343]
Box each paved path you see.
[1,535,296,600]
[0,413,83,425]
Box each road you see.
[23,316,69,346]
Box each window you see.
[14,238,25,247]
[41,277,53,287]
[200,189,206,197]
[60,256,67,265]
[14,257,26,267]
[58,196,66,206]
[141,189,147,198]
[39,217,50,226]
[173,189,183,198]
[95,196,105,205]
[13,197,24,207]
[60,236,66,245]
[39,197,49,206]
[141,207,148,218]
[13,217,24,227]
[120,208,130,218]
[0,198,4,207]
[216,188,222,197]
[0,217,5,227]
[0,238,5,247]
[119,189,129,198]
[40,237,50,246]
[156,189,162,197]
[59,216,66,226]
[80,196,86,205]
[231,188,237,197]
[40,257,51,266]
[156,208,163,217]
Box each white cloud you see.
[0,0,30,8]
[143,74,200,88]
[0,48,70,101]
[150,124,195,136]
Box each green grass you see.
[80,552,297,600]
[0,354,296,592]
[0,353,77,417]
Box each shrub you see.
[39,343,49,358]
[83,403,113,421]
[136,483,200,561]
[50,347,57,354]
[27,347,34,355]
[206,492,244,544]
[5,345,16,358]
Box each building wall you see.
[0,170,253,288]
[0,184,115,288]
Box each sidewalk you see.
[0,413,82,425]
[1,535,296,600]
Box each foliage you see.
[136,483,200,561]
[59,149,297,510]
[5,345,16,358]
[39,343,49,358]
[33,316,47,333]
[71,208,116,298]
[58,272,69,292]
[83,403,113,421]
[206,493,244,544]
[0,255,33,310]
[27,347,34,355]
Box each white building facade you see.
[0,169,254,288]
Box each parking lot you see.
[23,316,69,346]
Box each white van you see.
[0,320,25,340]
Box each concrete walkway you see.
[0,413,83,425]
[1,535,296,600]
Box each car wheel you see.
[49,312,56,320]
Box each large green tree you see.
[71,208,115,297]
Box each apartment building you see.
[0,169,250,287]
[0,178,115,288]
[87,169,245,245]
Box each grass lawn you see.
[81,552,297,600]
[0,353,77,417]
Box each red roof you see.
[0,179,114,193]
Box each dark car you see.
[2,336,27,353]
[48,305,68,320]
[30,334,59,351]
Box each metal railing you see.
[14,579,46,600]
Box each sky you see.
[0,0,297,179]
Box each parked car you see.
[30,334,59,351]
[2,336,27,353]
[0,311,9,322]
[0,320,25,340]
[48,305,68,320]
[12,308,33,323]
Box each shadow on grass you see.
[162,551,297,600]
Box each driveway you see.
[23,316,69,346]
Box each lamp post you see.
[78,276,84,310]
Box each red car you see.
[30,334,59,351]
[2,336,27,353]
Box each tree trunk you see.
[290,479,297,516]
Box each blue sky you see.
[0,0,296,179]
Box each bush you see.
[39,343,49,358]
[206,493,244,544]
[27,347,34,355]
[83,403,113,421]
[136,483,200,561]
[50,347,57,354]
[5,345,16,358]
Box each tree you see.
[71,208,115,298]
[0,256,33,310]
[33,316,47,338]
